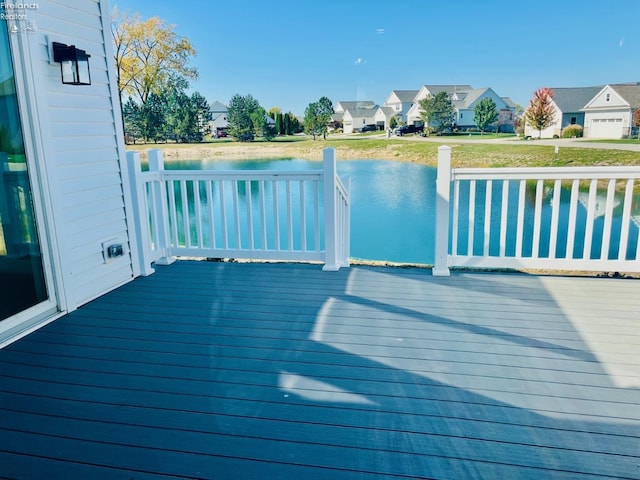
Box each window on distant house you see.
[460,113,463,119]
[606,93,610,102]
[570,117,577,125]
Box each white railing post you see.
[126,152,155,276]
[148,150,176,265]
[433,146,451,276]
[323,148,340,271]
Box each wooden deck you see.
[0,261,639,479]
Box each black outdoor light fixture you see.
[52,42,91,86]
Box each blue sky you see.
[111,0,640,116]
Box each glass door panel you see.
[0,19,48,320]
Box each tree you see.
[283,113,291,135]
[122,97,142,143]
[227,94,261,141]
[111,9,198,111]
[275,113,283,135]
[304,97,334,140]
[473,98,499,134]
[316,96,334,140]
[250,106,276,141]
[419,91,455,135]
[389,116,398,129]
[633,108,640,139]
[524,87,556,138]
[139,92,169,142]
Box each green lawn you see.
[125,136,640,168]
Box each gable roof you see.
[549,86,603,113]
[388,90,419,103]
[501,97,518,109]
[609,83,640,108]
[343,107,377,119]
[422,84,473,97]
[210,101,228,113]
[335,101,376,112]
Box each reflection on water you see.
[163,158,639,265]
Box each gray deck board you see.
[1,261,639,479]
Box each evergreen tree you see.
[473,98,499,134]
[227,93,261,141]
[419,91,455,135]
[284,113,292,135]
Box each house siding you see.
[17,0,134,310]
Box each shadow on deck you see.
[0,261,639,479]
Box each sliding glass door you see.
[0,21,48,321]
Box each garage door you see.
[590,118,624,138]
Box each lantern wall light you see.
[52,42,91,86]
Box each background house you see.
[582,83,640,138]
[524,86,602,138]
[406,85,514,132]
[208,100,229,134]
[383,90,418,124]
[0,0,138,346]
[342,107,378,133]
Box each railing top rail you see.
[452,165,640,181]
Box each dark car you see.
[359,124,378,132]
[393,124,422,136]
[216,130,228,138]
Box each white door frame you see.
[0,24,66,348]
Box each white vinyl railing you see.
[128,148,350,274]
[434,145,640,275]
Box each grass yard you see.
[125,136,640,168]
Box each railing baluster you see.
[516,179,526,257]
[451,177,460,256]
[619,179,634,260]
[287,180,293,251]
[168,180,178,247]
[194,180,203,248]
[232,180,241,249]
[314,180,320,251]
[549,179,562,259]
[583,179,598,259]
[483,179,492,256]
[566,179,579,259]
[206,180,216,249]
[499,179,509,257]
[259,180,267,250]
[273,180,280,250]
[246,180,254,250]
[301,181,307,252]
[600,179,617,260]
[532,179,544,258]
[219,180,228,250]
[468,180,476,256]
[180,180,190,247]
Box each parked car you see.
[359,124,378,132]
[216,130,228,138]
[393,124,422,136]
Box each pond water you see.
[164,158,640,265]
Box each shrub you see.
[562,124,583,138]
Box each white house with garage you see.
[342,107,378,133]
[582,83,640,139]
[0,0,140,347]
[383,90,418,124]
[523,86,602,138]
